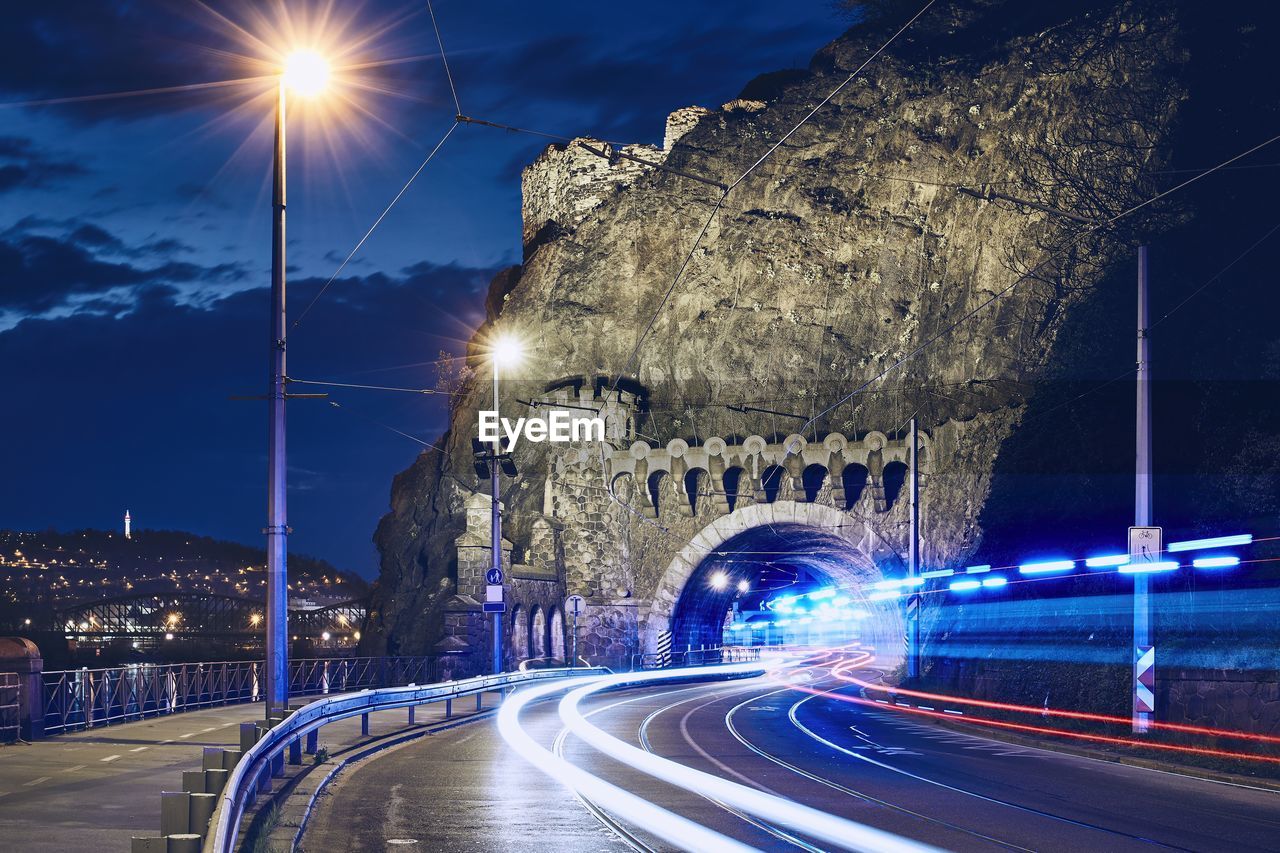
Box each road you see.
[301,655,1280,852]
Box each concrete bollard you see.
[160,791,191,836]
[239,722,258,753]
[166,833,202,853]
[408,705,415,725]
[203,768,228,796]
[305,729,318,755]
[201,747,223,771]
[180,771,205,794]
[361,713,369,736]
[476,692,483,711]
[445,698,452,719]
[220,748,242,771]
[130,837,167,853]
[188,793,216,839]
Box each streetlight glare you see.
[710,572,728,591]
[492,334,525,368]
[737,579,750,593]
[283,49,331,96]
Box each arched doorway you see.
[510,605,527,661]
[530,606,547,659]
[549,607,565,662]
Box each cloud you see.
[0,219,245,315]
[0,136,87,193]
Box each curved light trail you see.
[555,663,942,853]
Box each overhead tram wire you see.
[799,127,1280,436]
[287,377,458,395]
[426,0,462,117]
[290,120,460,333]
[326,400,446,453]
[595,0,939,415]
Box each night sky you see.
[0,1,848,576]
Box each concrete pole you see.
[265,79,289,720]
[491,360,503,676]
[906,416,921,679]
[1134,245,1153,734]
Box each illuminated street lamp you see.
[737,579,750,593]
[477,333,524,675]
[710,572,728,591]
[265,49,331,721]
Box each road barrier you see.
[630,644,760,671]
[129,666,607,853]
[42,655,445,735]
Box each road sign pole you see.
[1133,245,1153,734]
[906,416,921,679]
[565,594,584,669]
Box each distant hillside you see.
[0,528,368,614]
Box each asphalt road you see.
[300,659,1280,853]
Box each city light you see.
[1167,533,1252,552]
[1193,556,1240,569]
[1018,560,1076,575]
[737,579,750,593]
[283,49,331,97]
[321,631,331,641]
[710,572,728,590]
[1085,554,1130,568]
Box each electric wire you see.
[426,0,461,116]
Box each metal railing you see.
[205,667,608,853]
[0,673,19,743]
[630,645,761,671]
[42,655,443,735]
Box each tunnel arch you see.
[549,607,565,661]
[645,502,904,659]
[531,606,547,658]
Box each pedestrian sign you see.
[486,568,504,585]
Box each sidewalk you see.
[0,694,497,851]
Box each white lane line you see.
[130,746,149,753]
[201,727,217,733]
[158,739,174,745]
[178,733,195,739]
[874,699,889,704]
[220,722,235,728]
[944,709,964,715]
[918,706,935,711]
[61,764,87,773]
[23,776,51,787]
[100,754,121,763]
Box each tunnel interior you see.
[668,522,902,656]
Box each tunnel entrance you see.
[653,503,904,660]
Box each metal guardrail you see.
[0,672,19,743]
[204,667,608,853]
[630,645,761,671]
[42,655,444,734]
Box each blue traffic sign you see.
[486,568,504,585]
[482,601,506,613]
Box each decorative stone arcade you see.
[443,377,930,673]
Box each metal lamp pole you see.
[1133,246,1153,734]
[264,78,290,721]
[491,357,503,675]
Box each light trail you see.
[831,658,1280,746]
[496,674,755,852]
[556,663,942,853]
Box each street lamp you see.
[485,333,523,675]
[265,49,331,722]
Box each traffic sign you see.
[486,568,504,585]
[565,594,585,616]
[486,583,503,603]
[482,602,505,613]
[1128,526,1162,562]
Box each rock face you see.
[367,1,1184,672]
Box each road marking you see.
[158,739,174,745]
[220,722,235,728]
[201,727,217,733]
[875,699,889,704]
[918,705,934,711]
[130,746,149,752]
[179,733,195,739]
[24,776,51,787]
[61,764,87,773]
[944,709,964,715]
[101,754,121,762]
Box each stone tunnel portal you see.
[662,511,905,661]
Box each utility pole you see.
[265,79,289,721]
[906,416,921,679]
[490,363,503,676]
[1133,246,1153,734]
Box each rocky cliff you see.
[366,1,1187,657]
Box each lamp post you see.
[488,336,523,675]
[264,50,329,721]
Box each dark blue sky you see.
[0,1,848,575]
